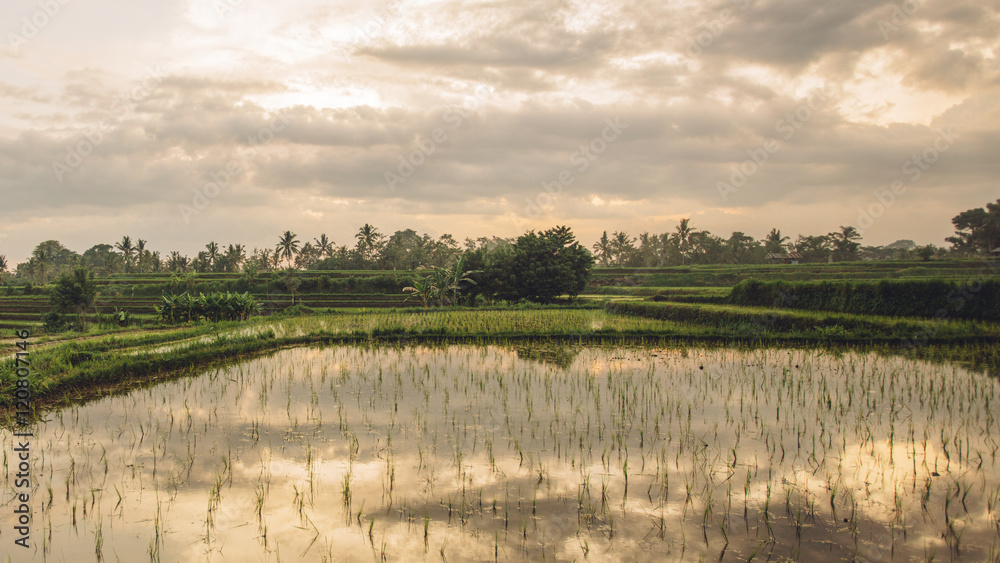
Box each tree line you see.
[2,199,997,286]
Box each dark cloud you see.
[1,0,999,263]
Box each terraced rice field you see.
[6,344,999,561]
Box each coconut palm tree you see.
[205,241,220,269]
[30,248,48,283]
[672,218,697,264]
[314,234,334,258]
[224,243,246,271]
[167,251,190,272]
[829,225,862,261]
[592,231,611,267]
[276,231,300,268]
[610,231,636,266]
[355,223,383,263]
[0,255,8,284]
[115,236,134,272]
[763,228,790,254]
[259,248,274,271]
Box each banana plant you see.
[403,277,437,308]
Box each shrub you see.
[41,311,68,333]
[156,291,261,324]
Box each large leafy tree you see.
[727,232,762,264]
[794,234,833,262]
[495,225,594,303]
[946,199,1000,255]
[51,267,98,329]
[82,244,118,276]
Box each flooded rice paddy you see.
[4,344,1000,562]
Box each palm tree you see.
[610,231,635,266]
[314,234,334,258]
[592,232,611,267]
[225,243,246,271]
[115,236,134,271]
[355,223,383,263]
[135,239,148,272]
[260,248,274,271]
[829,225,862,261]
[149,251,162,272]
[276,231,300,268]
[672,218,696,264]
[167,251,189,272]
[763,229,790,254]
[0,255,8,285]
[205,241,220,269]
[30,248,48,283]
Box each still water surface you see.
[4,344,1000,562]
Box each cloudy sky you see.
[2,0,999,263]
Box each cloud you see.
[1,0,1000,263]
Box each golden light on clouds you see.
[0,0,998,261]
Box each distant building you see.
[992,247,1000,255]
[766,251,803,264]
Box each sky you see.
[1,0,999,264]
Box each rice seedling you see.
[3,340,999,561]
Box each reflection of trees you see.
[512,344,580,369]
[961,349,1000,379]
[886,343,1000,380]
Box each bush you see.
[156,291,261,324]
[41,311,68,333]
